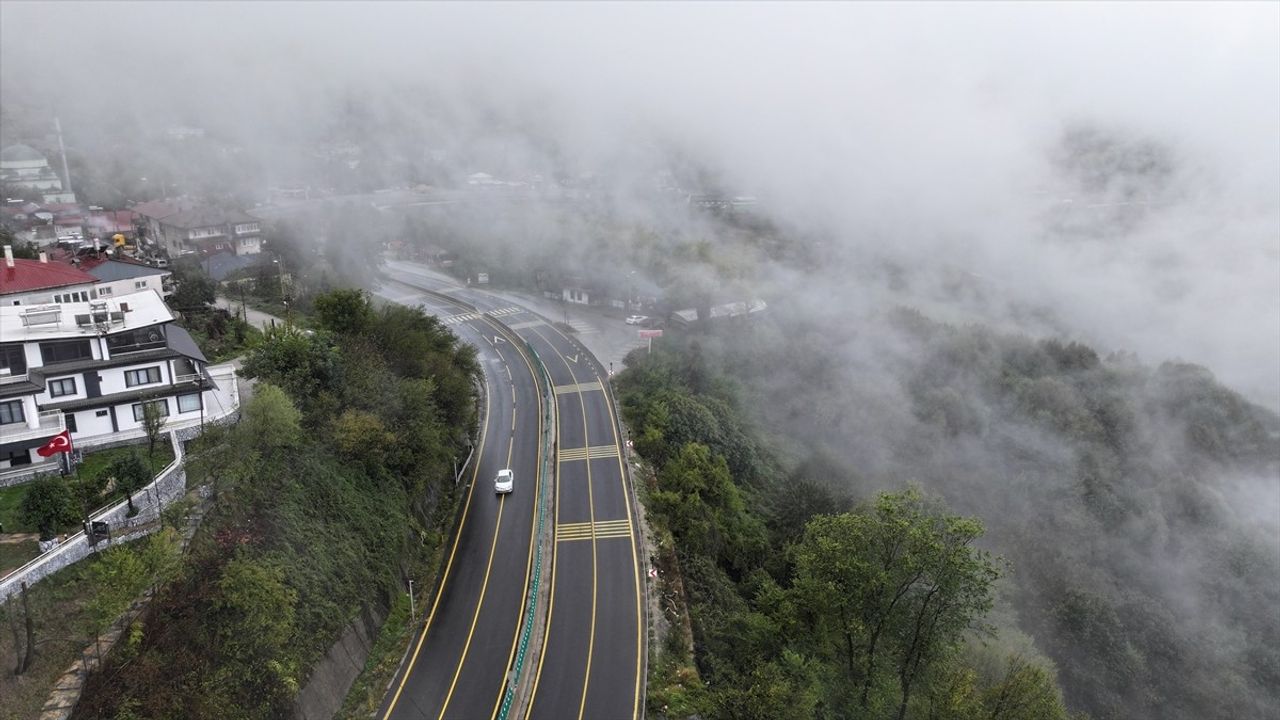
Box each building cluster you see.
[0,243,237,478]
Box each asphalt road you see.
[374,283,545,720]
[379,265,644,720]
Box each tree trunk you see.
[21,582,36,674]
[6,595,24,675]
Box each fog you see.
[4,2,1275,408]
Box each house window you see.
[65,413,77,433]
[98,286,113,296]
[95,409,109,417]
[234,223,259,234]
[178,393,201,413]
[53,291,90,303]
[134,280,147,289]
[0,400,24,425]
[2,449,31,467]
[132,399,169,421]
[48,377,78,397]
[0,343,26,376]
[124,366,162,387]
[40,339,93,364]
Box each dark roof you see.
[86,259,170,282]
[1,144,45,162]
[203,252,259,281]
[163,206,259,230]
[165,324,208,363]
[0,258,98,295]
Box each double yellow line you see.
[556,519,633,542]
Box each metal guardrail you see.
[497,335,555,720]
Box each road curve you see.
[381,264,645,720]
[374,282,546,720]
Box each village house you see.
[132,198,263,258]
[0,288,236,478]
[0,144,76,204]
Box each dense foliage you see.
[627,303,1279,720]
[618,348,1074,720]
[73,290,479,719]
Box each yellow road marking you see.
[557,445,620,461]
[553,381,603,395]
[487,321,546,720]
[381,364,494,720]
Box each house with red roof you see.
[0,245,99,306]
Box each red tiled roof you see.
[0,258,98,295]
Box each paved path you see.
[215,296,287,332]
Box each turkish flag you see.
[36,430,72,457]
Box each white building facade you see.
[0,290,239,478]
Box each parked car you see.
[494,468,514,494]
[625,314,649,325]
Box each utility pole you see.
[408,579,415,623]
[54,117,74,200]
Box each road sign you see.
[638,329,663,339]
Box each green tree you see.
[242,384,303,451]
[169,264,217,311]
[313,288,373,336]
[792,490,1001,718]
[19,475,79,540]
[107,452,151,517]
[141,401,167,467]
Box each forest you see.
[71,291,479,719]
[618,302,1279,720]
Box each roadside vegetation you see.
[618,343,1076,720]
[71,289,479,719]
[620,303,1279,720]
[0,532,181,720]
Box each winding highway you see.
[375,264,644,720]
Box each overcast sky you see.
[3,1,1278,405]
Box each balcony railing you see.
[0,372,29,385]
[174,373,202,384]
[0,410,65,444]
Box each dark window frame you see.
[0,399,25,426]
[124,366,162,387]
[177,393,201,413]
[48,377,78,398]
[40,339,93,365]
[132,399,170,422]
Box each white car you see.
[494,468,514,494]
[625,315,649,325]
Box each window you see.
[53,291,90,303]
[132,399,169,421]
[40,339,93,364]
[124,366,162,387]
[106,327,165,354]
[234,222,259,234]
[2,449,31,467]
[0,343,26,376]
[0,400,24,425]
[134,280,147,289]
[48,377,77,397]
[178,393,201,413]
[95,409,109,417]
[65,413,77,433]
[98,286,113,296]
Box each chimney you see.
[39,251,48,263]
[3,245,12,268]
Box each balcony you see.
[0,409,65,444]
[0,372,29,386]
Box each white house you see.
[0,144,75,204]
[85,258,173,300]
[0,289,238,476]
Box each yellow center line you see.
[380,359,494,720]
[487,321,546,720]
[437,335,530,719]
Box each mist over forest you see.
[3,3,1277,719]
